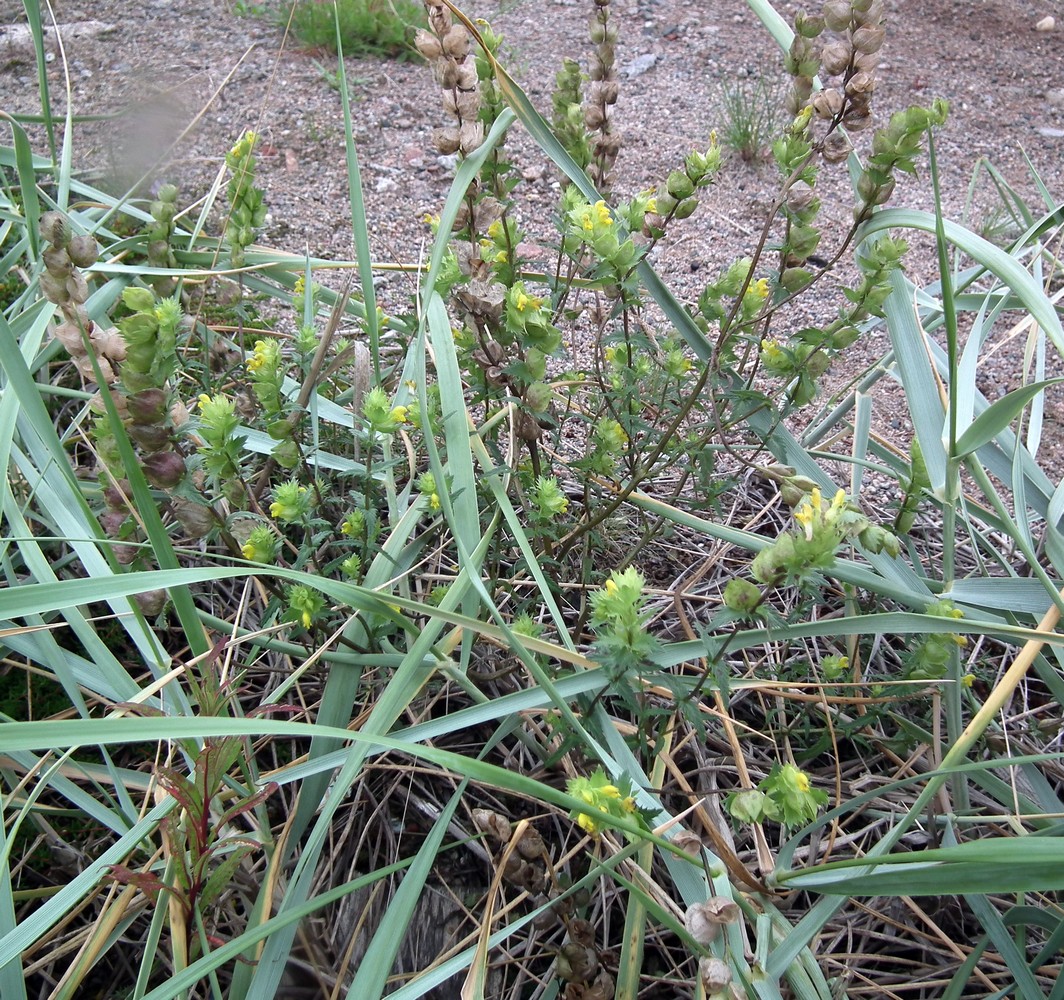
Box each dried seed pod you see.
[842,107,873,131]
[792,74,814,101]
[673,830,705,855]
[458,119,484,153]
[134,589,168,616]
[65,271,89,304]
[433,125,461,154]
[591,79,619,105]
[853,0,883,24]
[52,321,86,355]
[434,59,460,90]
[441,24,469,59]
[413,28,442,60]
[103,480,131,509]
[113,542,138,565]
[853,50,880,74]
[502,855,526,883]
[568,917,596,947]
[126,388,169,424]
[99,511,127,537]
[699,956,733,994]
[811,87,844,118]
[454,89,480,118]
[821,0,852,32]
[786,180,816,213]
[43,246,73,277]
[820,40,851,75]
[821,131,852,163]
[67,234,99,268]
[851,23,885,53]
[130,423,174,454]
[171,497,216,538]
[557,943,599,983]
[455,61,478,89]
[472,808,512,843]
[531,897,558,930]
[80,355,113,383]
[515,410,542,442]
[39,271,70,305]
[90,326,127,361]
[39,210,70,247]
[584,104,606,129]
[845,70,876,96]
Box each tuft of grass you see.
[717,72,787,162]
[286,0,426,58]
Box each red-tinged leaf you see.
[217,781,279,831]
[106,864,176,903]
[156,766,203,818]
[199,844,257,909]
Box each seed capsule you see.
[822,0,852,32]
[67,234,99,268]
[820,40,851,75]
[39,210,70,247]
[414,28,442,60]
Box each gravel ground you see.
[3,0,1064,470]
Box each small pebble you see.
[1036,15,1055,32]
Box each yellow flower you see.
[645,197,657,214]
[301,609,312,629]
[593,200,613,227]
[247,340,268,372]
[391,405,408,424]
[487,219,504,239]
[430,492,441,511]
[604,579,618,596]
[516,292,529,312]
[794,496,818,540]
[761,338,785,365]
[962,673,975,688]
[495,250,508,263]
[795,770,811,793]
[604,346,616,363]
[197,393,211,410]
[576,813,599,835]
[241,542,254,560]
[753,277,770,299]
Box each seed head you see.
[67,234,99,268]
[414,28,441,60]
[699,956,733,994]
[820,40,851,75]
[811,87,844,118]
[821,131,852,163]
[822,0,852,32]
[852,23,885,53]
[39,211,70,247]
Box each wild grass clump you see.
[2,0,1064,997]
[286,0,426,57]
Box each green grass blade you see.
[863,207,1064,350]
[333,5,379,379]
[346,786,465,998]
[954,378,1064,458]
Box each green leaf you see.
[776,837,1064,895]
[953,378,1064,459]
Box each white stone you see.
[1036,15,1055,32]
